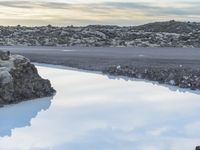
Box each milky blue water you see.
[0,64,200,150]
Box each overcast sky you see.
[0,0,199,26]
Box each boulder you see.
[0,51,55,106]
[0,51,10,60]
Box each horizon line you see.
[0,20,199,27]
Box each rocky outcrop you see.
[0,51,55,106]
[103,65,200,90]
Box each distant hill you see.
[134,20,200,33]
[0,20,200,48]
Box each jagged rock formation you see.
[0,51,55,106]
[0,20,200,48]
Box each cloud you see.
[103,1,200,16]
[0,1,33,9]
[104,2,157,9]
[0,0,199,15]
[0,0,199,26]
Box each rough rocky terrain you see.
[0,20,200,48]
[0,50,55,106]
[103,65,200,90]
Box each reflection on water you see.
[107,74,200,95]
[0,97,52,137]
[0,64,200,150]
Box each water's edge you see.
[34,63,200,96]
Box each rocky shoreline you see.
[0,51,55,107]
[103,65,200,90]
[3,46,200,92]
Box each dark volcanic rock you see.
[0,51,55,106]
[0,20,200,48]
[103,65,200,90]
[0,51,9,60]
[196,146,200,150]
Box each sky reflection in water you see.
[0,64,200,150]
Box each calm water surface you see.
[0,64,200,150]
